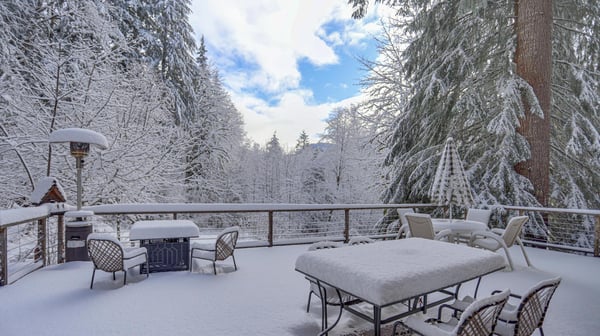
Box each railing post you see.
[0,227,7,286]
[35,219,47,266]
[594,215,600,257]
[57,214,65,264]
[268,211,273,247]
[344,209,350,243]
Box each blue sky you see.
[189,0,388,148]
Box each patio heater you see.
[49,128,108,261]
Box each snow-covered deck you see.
[0,243,598,336]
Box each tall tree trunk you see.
[514,0,553,206]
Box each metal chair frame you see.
[190,226,239,275]
[87,235,148,289]
[394,289,510,336]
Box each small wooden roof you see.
[31,177,66,205]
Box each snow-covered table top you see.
[431,219,488,233]
[129,220,200,240]
[295,238,505,306]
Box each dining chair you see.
[405,213,452,241]
[466,208,492,226]
[495,277,561,336]
[190,226,239,274]
[440,277,561,336]
[469,216,531,271]
[87,233,148,289]
[393,289,510,336]
[396,208,415,239]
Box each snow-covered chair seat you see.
[466,209,492,226]
[469,216,531,271]
[190,226,239,275]
[86,233,148,289]
[393,289,510,336]
[405,213,453,241]
[453,208,493,243]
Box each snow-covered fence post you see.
[0,227,6,286]
[57,214,65,264]
[595,215,600,257]
[268,211,274,247]
[344,209,350,243]
[35,218,47,266]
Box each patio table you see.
[130,220,200,273]
[295,238,505,336]
[431,219,488,234]
[432,219,488,244]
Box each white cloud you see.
[189,0,387,148]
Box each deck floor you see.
[0,242,598,335]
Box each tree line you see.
[0,1,384,211]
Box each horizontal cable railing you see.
[1,203,599,285]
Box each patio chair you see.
[190,226,239,275]
[469,216,531,271]
[305,241,360,315]
[452,208,493,243]
[86,233,148,289]
[466,208,492,226]
[348,236,375,245]
[405,213,452,241]
[396,208,415,239]
[494,277,561,336]
[440,277,561,336]
[393,289,510,336]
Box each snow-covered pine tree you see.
[0,0,185,207]
[355,0,600,246]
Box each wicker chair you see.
[438,277,560,336]
[393,289,510,336]
[405,213,452,241]
[494,277,561,336]
[469,216,531,271]
[190,226,239,275]
[86,233,148,289]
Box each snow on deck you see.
[0,242,598,336]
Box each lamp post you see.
[49,128,108,210]
[49,128,108,262]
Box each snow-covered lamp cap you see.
[49,128,108,157]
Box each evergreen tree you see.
[113,0,199,125]
[295,130,310,153]
[356,1,600,245]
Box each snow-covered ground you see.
[0,242,598,336]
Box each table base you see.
[140,238,190,273]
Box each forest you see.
[1,0,599,231]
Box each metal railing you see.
[1,203,599,286]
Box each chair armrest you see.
[491,228,505,235]
[434,229,453,241]
[123,247,147,260]
[491,289,522,299]
[469,229,502,243]
[190,241,216,251]
[396,224,408,239]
